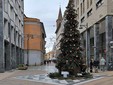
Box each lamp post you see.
[24,34,40,66]
[79,23,89,67]
[109,41,113,62]
[24,34,31,66]
[26,34,30,66]
[108,41,113,70]
[92,46,97,60]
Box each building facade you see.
[44,51,54,61]
[55,7,63,57]
[75,0,113,69]
[24,16,46,66]
[52,42,56,58]
[0,0,24,72]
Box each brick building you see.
[24,16,46,65]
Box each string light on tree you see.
[56,0,86,75]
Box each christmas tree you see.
[56,0,86,75]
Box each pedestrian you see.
[90,59,94,73]
[93,60,99,73]
[47,60,49,65]
[80,57,87,73]
[44,60,46,65]
[100,57,106,71]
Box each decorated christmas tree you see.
[56,0,86,75]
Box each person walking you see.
[90,59,94,73]
[100,57,106,71]
[93,60,99,73]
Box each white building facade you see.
[0,0,24,72]
[55,7,64,57]
[55,18,65,57]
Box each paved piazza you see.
[0,64,112,85]
[14,74,105,85]
[13,64,107,85]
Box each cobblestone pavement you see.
[0,63,113,85]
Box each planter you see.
[18,64,28,70]
[18,66,28,70]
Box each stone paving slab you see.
[13,73,107,85]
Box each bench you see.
[61,71,69,78]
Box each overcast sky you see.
[24,0,68,52]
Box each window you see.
[80,3,83,16]
[83,0,85,14]
[77,8,79,19]
[11,26,14,42]
[76,0,78,7]
[10,6,14,20]
[4,0,8,12]
[81,17,85,23]
[76,0,79,6]
[4,18,7,32]
[18,34,20,46]
[78,0,79,5]
[87,0,89,9]
[42,33,45,39]
[90,0,92,6]
[21,0,24,8]
[96,0,103,9]
[15,14,18,26]
[87,9,92,17]
[14,29,16,42]
[8,23,10,37]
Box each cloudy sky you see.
[24,0,68,52]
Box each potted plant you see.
[18,64,28,70]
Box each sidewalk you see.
[0,70,20,81]
[92,70,113,77]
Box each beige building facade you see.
[75,0,113,69]
[44,51,54,61]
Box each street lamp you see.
[109,41,113,62]
[19,30,41,66]
[24,34,40,66]
[92,46,98,60]
[26,34,30,66]
[79,23,89,67]
[107,41,113,70]
[24,34,32,66]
